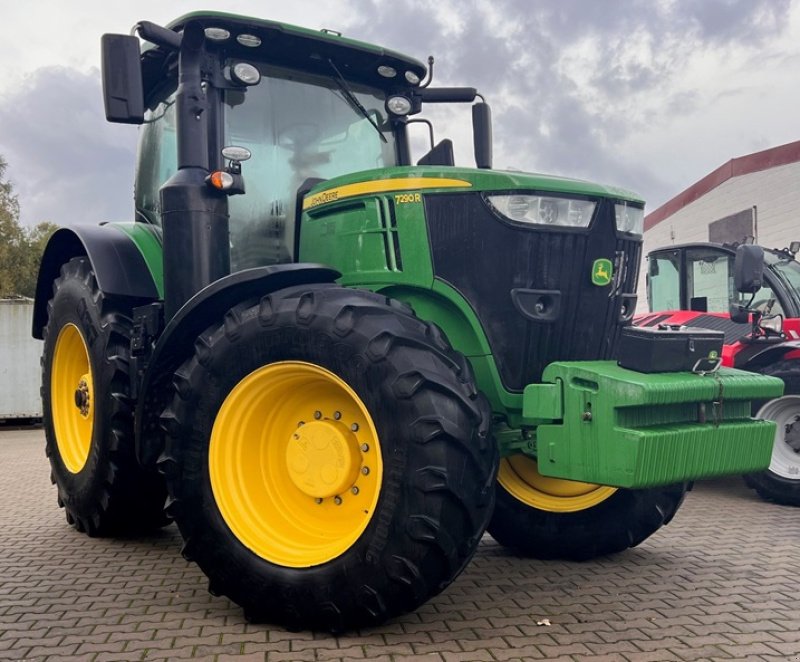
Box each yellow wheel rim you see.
[498,454,617,513]
[51,323,94,474]
[209,361,383,567]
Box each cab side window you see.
[134,87,178,225]
[647,253,680,312]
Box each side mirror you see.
[733,244,764,294]
[101,34,144,124]
[472,102,492,169]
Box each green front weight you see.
[522,362,784,489]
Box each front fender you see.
[739,340,800,373]
[135,263,340,467]
[32,224,160,338]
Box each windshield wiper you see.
[327,59,387,143]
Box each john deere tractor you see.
[33,12,782,631]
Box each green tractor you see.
[34,12,782,631]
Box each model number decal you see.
[394,193,421,204]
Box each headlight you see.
[615,202,644,235]
[486,195,596,228]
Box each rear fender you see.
[135,263,340,467]
[32,225,160,338]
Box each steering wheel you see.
[278,123,320,149]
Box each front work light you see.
[614,202,644,235]
[386,95,412,116]
[231,62,261,86]
[204,27,230,41]
[486,195,596,228]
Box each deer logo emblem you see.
[592,258,613,286]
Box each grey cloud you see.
[0,66,137,226]
[2,1,793,228]
[348,0,791,207]
[689,0,788,42]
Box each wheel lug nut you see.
[361,467,370,475]
[315,498,323,504]
[298,421,305,426]
[293,433,300,440]
[314,411,322,420]
[351,486,359,495]
[333,411,342,420]
[334,496,343,505]
[351,423,359,432]
[360,443,369,452]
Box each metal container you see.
[0,299,42,419]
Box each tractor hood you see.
[303,166,644,211]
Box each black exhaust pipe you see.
[160,20,230,321]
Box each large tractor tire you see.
[160,285,497,631]
[488,454,687,560]
[42,257,168,536]
[744,359,800,506]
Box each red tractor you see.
[640,241,800,505]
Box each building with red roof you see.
[639,140,800,308]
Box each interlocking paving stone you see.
[2,426,800,661]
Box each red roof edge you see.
[644,139,800,232]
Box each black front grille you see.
[425,193,642,391]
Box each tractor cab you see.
[112,12,492,290]
[135,56,401,270]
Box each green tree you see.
[0,156,58,298]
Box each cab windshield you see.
[225,63,396,270]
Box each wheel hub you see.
[285,419,361,499]
[74,375,91,418]
[209,361,383,567]
[784,417,800,454]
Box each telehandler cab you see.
[33,12,782,630]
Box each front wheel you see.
[161,285,497,631]
[744,360,800,506]
[487,454,687,560]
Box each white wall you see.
[0,300,42,418]
[639,160,800,312]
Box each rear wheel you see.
[488,454,687,560]
[161,285,497,631]
[42,257,168,535]
[744,360,800,506]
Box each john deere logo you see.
[592,258,613,286]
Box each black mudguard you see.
[737,339,800,372]
[135,263,340,467]
[32,225,159,339]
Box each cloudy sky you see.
[1,0,798,227]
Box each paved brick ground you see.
[1,427,799,662]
